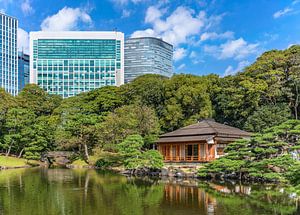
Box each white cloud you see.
[293,0,300,5]
[173,48,187,61]
[220,38,258,59]
[224,60,250,76]
[131,6,207,47]
[190,51,197,59]
[131,28,157,38]
[17,28,29,54]
[205,38,259,60]
[131,5,227,61]
[21,0,34,15]
[273,7,293,18]
[110,0,145,5]
[145,6,162,23]
[0,0,12,13]
[121,9,131,18]
[189,51,204,64]
[41,7,92,31]
[200,31,234,41]
[177,63,186,70]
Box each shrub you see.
[95,159,112,168]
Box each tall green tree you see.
[2,108,35,157]
[0,89,15,139]
[161,74,213,131]
[96,104,160,150]
[17,84,62,116]
[244,103,291,132]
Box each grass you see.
[0,155,29,167]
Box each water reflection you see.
[0,168,298,215]
[163,182,217,215]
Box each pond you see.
[0,168,298,215]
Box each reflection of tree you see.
[0,169,298,215]
[200,182,298,215]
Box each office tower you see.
[124,37,173,83]
[0,13,18,95]
[18,51,29,92]
[30,31,124,98]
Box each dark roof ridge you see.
[204,119,218,134]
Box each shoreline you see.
[0,164,289,186]
[0,165,32,170]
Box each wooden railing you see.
[164,155,210,162]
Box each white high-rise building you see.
[30,31,124,98]
[0,13,18,96]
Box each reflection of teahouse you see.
[157,119,251,162]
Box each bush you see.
[141,150,164,169]
[95,159,112,168]
[118,135,164,170]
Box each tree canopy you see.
[0,45,300,167]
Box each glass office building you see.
[124,37,173,83]
[18,51,29,92]
[30,31,124,98]
[0,13,18,96]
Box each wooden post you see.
[170,144,173,161]
[212,144,216,159]
[198,143,200,161]
[179,145,182,161]
[205,143,209,161]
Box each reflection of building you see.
[18,52,29,92]
[124,37,173,83]
[163,183,217,214]
[30,31,124,98]
[157,119,251,162]
[0,13,18,96]
[210,183,252,195]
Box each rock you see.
[161,168,169,176]
[267,164,282,173]
[175,172,183,177]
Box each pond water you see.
[0,168,298,215]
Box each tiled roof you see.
[157,135,214,143]
[158,120,251,143]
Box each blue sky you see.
[1,0,300,76]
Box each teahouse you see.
[157,120,251,162]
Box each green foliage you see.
[95,159,112,168]
[1,45,300,168]
[117,135,163,170]
[141,150,164,169]
[17,84,62,116]
[199,120,300,184]
[97,104,160,150]
[244,104,291,132]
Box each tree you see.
[121,74,167,116]
[17,84,62,116]
[161,74,213,131]
[96,104,160,150]
[0,88,15,139]
[23,116,56,159]
[244,103,291,132]
[285,45,300,119]
[117,135,163,170]
[83,86,124,115]
[2,108,35,157]
[213,74,268,128]
[199,120,300,183]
